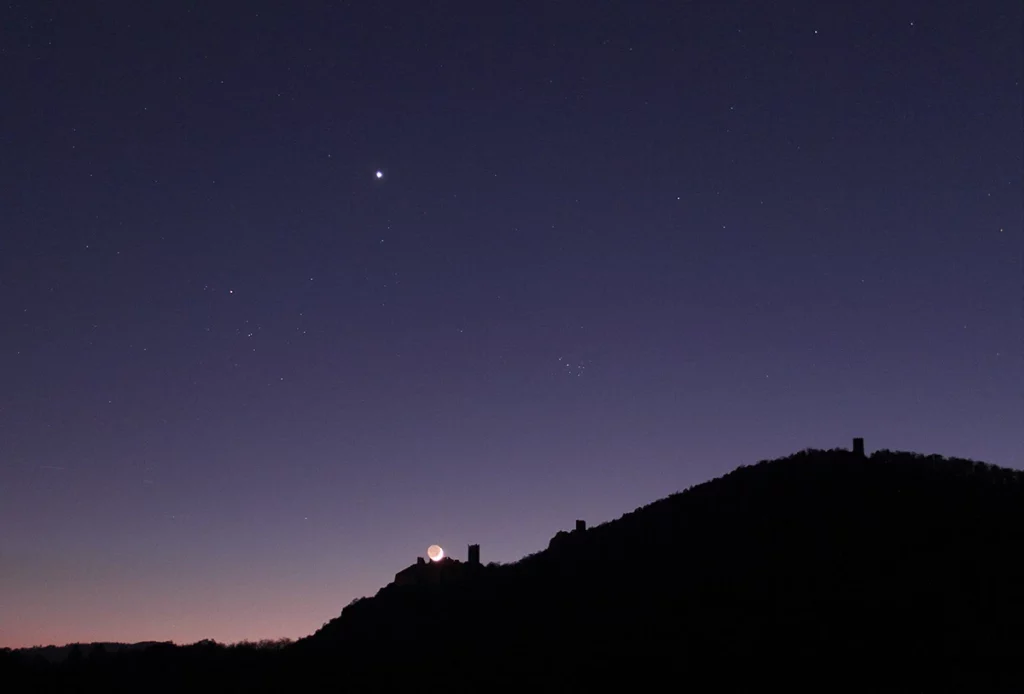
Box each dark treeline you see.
[1,639,292,692]
[5,448,1024,691]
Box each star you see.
[375,170,384,179]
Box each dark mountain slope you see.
[297,448,1024,686]
[7,447,1023,691]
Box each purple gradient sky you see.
[1,1,1021,647]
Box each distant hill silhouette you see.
[8,641,171,664]
[5,446,1024,691]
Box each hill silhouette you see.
[5,446,1024,691]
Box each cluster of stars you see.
[558,357,589,377]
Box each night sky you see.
[2,1,1021,648]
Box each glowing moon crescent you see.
[427,544,444,561]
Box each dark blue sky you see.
[1,0,1021,647]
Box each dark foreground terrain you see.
[5,447,1024,691]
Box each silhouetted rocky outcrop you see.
[297,447,1024,688]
